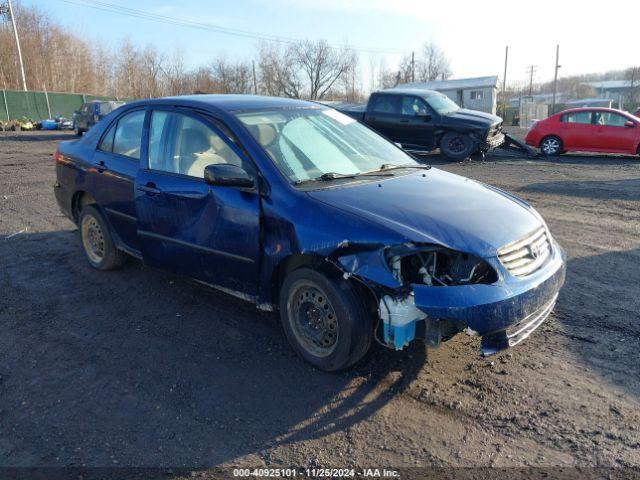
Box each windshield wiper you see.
[378,163,432,172]
[293,170,394,185]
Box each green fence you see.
[0,89,125,122]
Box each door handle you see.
[400,119,409,123]
[137,183,161,195]
[368,116,377,121]
[96,160,106,172]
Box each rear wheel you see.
[279,268,372,371]
[439,132,475,161]
[540,136,563,156]
[79,205,125,270]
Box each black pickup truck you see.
[336,88,505,160]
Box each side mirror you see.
[624,120,635,128]
[204,164,254,188]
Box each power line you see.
[55,0,408,56]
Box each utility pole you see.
[501,46,508,118]
[251,60,258,95]
[526,64,537,96]
[629,66,637,110]
[1,0,28,91]
[411,51,415,83]
[551,45,561,115]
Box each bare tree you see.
[416,41,452,82]
[257,43,302,98]
[293,40,354,100]
[210,56,252,94]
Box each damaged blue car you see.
[53,95,566,371]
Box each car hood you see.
[442,109,502,129]
[307,168,542,258]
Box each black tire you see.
[439,132,475,161]
[539,135,563,156]
[78,205,125,270]
[74,125,83,136]
[279,268,373,371]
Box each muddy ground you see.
[0,131,639,472]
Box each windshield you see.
[236,108,417,183]
[426,93,460,115]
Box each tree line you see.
[0,3,453,101]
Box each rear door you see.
[364,94,403,142]
[398,95,437,150]
[135,108,261,296]
[558,110,594,150]
[91,108,145,251]
[592,111,637,153]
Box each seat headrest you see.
[181,128,210,155]
[247,123,276,147]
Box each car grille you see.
[497,226,551,277]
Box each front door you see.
[135,108,261,296]
[398,95,437,150]
[592,111,637,153]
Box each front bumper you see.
[483,132,506,150]
[411,241,566,353]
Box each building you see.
[583,80,634,108]
[565,98,614,108]
[396,76,499,114]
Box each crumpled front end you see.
[333,229,566,356]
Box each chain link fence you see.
[0,89,126,122]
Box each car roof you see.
[558,107,629,115]
[377,88,441,97]
[124,94,319,113]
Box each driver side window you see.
[148,111,244,178]
[401,96,429,116]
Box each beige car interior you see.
[175,126,243,178]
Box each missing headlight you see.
[391,248,497,286]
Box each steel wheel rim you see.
[81,215,105,264]
[542,138,559,154]
[448,136,466,153]
[288,281,338,358]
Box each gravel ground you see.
[0,131,639,472]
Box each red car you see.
[525,108,640,156]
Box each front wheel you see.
[439,132,475,161]
[79,205,125,270]
[540,136,563,156]
[279,268,372,371]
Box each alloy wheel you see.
[541,138,560,155]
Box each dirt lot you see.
[1,131,639,472]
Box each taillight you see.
[53,149,61,164]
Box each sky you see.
[20,0,640,90]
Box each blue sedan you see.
[53,95,566,371]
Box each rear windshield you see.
[98,101,125,115]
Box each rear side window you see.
[112,110,145,159]
[148,110,245,178]
[561,111,592,124]
[371,95,401,115]
[98,123,116,152]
